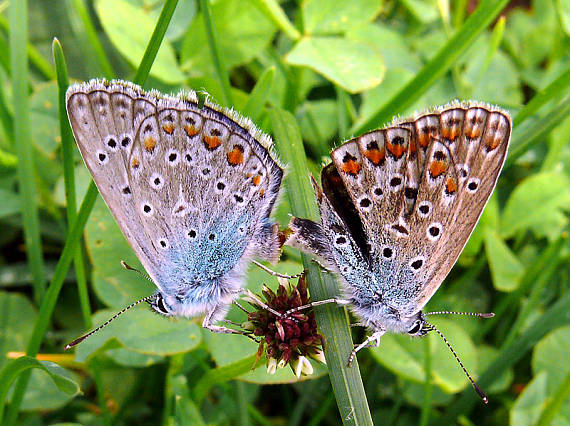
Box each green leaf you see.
[0,292,37,369]
[181,0,277,78]
[510,371,548,426]
[478,345,513,394]
[94,0,185,83]
[500,172,570,239]
[532,326,570,396]
[555,0,570,35]
[286,36,385,93]
[484,229,524,292]
[296,99,337,156]
[0,188,20,218]
[399,0,439,24]
[30,82,60,157]
[371,319,479,394]
[73,308,202,362]
[0,357,80,421]
[302,0,383,35]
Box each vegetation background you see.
[0,0,568,424]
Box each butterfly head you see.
[149,291,173,316]
[405,312,429,337]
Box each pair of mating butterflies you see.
[66,80,510,385]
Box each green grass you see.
[0,0,568,424]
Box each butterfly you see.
[286,102,511,401]
[66,79,284,342]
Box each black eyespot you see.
[107,138,116,148]
[159,239,167,248]
[434,150,446,160]
[121,137,131,147]
[390,177,402,187]
[408,321,422,335]
[419,204,430,215]
[185,116,195,125]
[374,187,383,196]
[393,136,404,145]
[188,229,196,238]
[359,198,371,208]
[143,204,151,213]
[144,124,153,133]
[209,233,215,241]
[404,187,418,199]
[122,186,131,194]
[335,236,347,245]
[234,194,244,203]
[185,153,192,162]
[98,153,106,162]
[459,168,468,178]
[217,182,225,190]
[383,247,393,258]
[154,177,161,185]
[468,181,478,191]
[211,128,222,136]
[411,259,423,269]
[202,168,210,175]
[429,226,440,237]
[168,153,177,162]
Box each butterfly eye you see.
[408,320,422,335]
[153,293,170,316]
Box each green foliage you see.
[0,0,568,424]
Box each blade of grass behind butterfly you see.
[0,13,55,80]
[243,66,275,122]
[4,2,179,422]
[270,108,373,426]
[199,0,233,107]
[351,0,511,135]
[442,292,570,422]
[53,39,92,328]
[66,0,115,79]
[506,96,570,168]
[10,0,46,304]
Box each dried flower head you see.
[243,273,325,378]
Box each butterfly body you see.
[67,80,283,326]
[288,102,511,339]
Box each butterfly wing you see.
[67,80,283,302]
[328,103,510,314]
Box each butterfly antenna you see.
[426,310,494,318]
[65,294,156,350]
[121,260,154,284]
[425,322,489,404]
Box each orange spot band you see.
[227,145,244,166]
[144,136,156,152]
[364,148,385,165]
[184,125,199,137]
[163,123,175,134]
[429,160,447,178]
[445,177,457,194]
[341,160,361,175]
[386,140,406,158]
[204,135,222,150]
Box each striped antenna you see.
[65,294,155,350]
[425,322,489,404]
[426,310,494,318]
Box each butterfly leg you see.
[240,289,285,318]
[347,329,386,367]
[284,298,350,316]
[202,308,255,339]
[252,260,304,280]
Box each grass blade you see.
[351,0,511,135]
[10,0,46,304]
[199,0,234,106]
[66,0,115,79]
[193,353,263,404]
[506,96,570,167]
[0,13,55,80]
[270,108,373,426]
[133,0,179,87]
[251,0,301,40]
[243,66,275,122]
[53,39,92,328]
